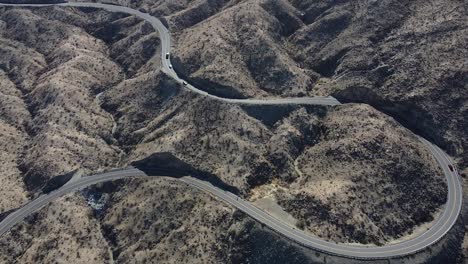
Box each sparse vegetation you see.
[0,1,464,264]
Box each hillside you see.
[0,2,464,264]
[98,0,467,176]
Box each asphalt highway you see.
[0,2,462,260]
[181,135,463,259]
[0,168,147,237]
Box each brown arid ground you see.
[0,1,465,263]
[96,0,467,171]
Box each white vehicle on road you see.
[0,2,461,261]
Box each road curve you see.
[0,2,462,260]
[0,168,147,237]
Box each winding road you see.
[0,2,462,260]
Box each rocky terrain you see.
[0,177,462,264]
[85,0,468,259]
[91,0,467,173]
[274,105,447,245]
[0,178,237,264]
[0,1,465,264]
[0,193,111,263]
[0,6,137,198]
[190,0,466,174]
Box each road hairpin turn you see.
[0,2,462,260]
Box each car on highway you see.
[0,3,461,261]
[169,64,173,69]
[449,164,455,172]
